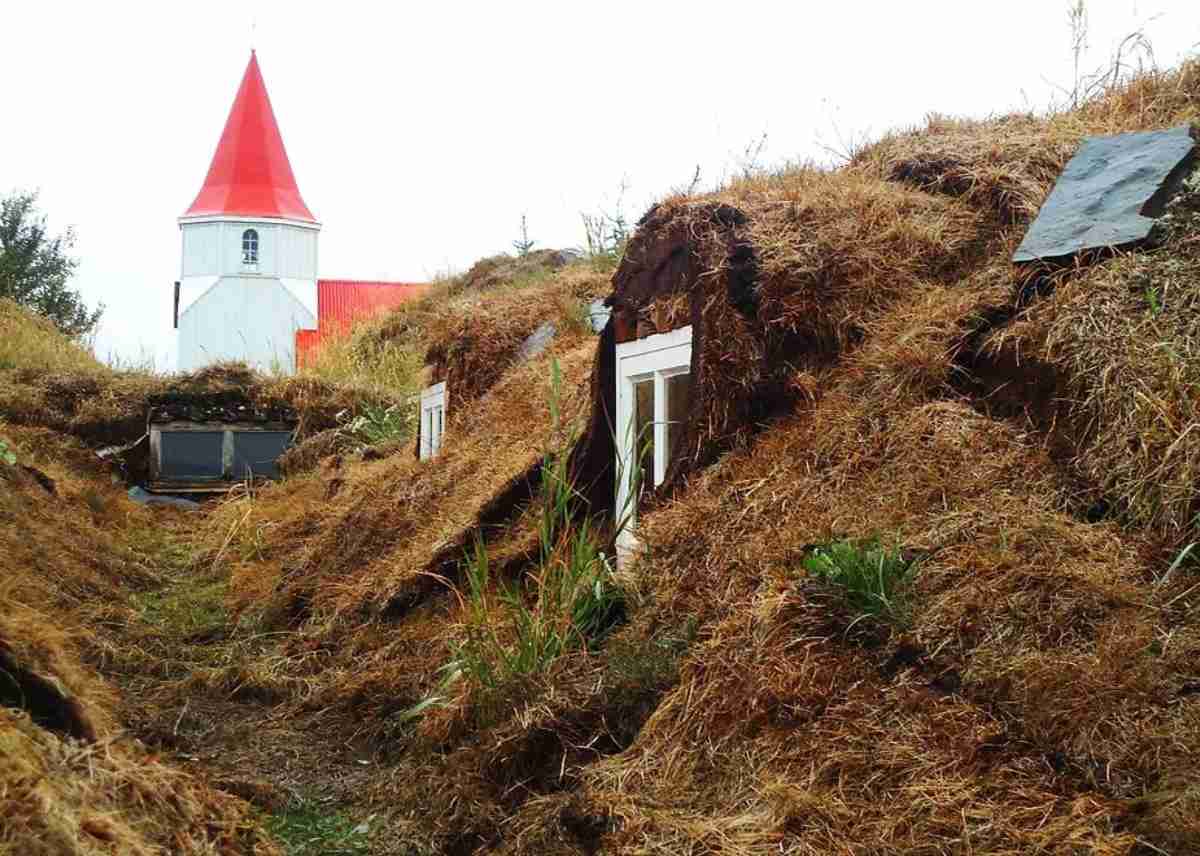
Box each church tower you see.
[177,51,319,374]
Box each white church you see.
[175,52,425,373]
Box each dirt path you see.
[98,518,405,855]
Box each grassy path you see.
[105,517,393,856]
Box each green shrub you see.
[341,403,413,445]
[580,182,632,271]
[0,438,16,466]
[451,526,619,689]
[802,537,916,625]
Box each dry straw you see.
[2,59,1200,855]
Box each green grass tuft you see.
[265,802,371,856]
[802,537,916,625]
[408,360,623,724]
[131,579,227,639]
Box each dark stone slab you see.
[1013,124,1196,263]
[519,321,557,360]
[127,486,201,509]
[587,299,611,333]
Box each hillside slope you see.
[3,62,1200,856]
[180,62,1200,854]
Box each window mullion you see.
[616,377,632,521]
[653,371,667,486]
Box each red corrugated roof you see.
[318,279,429,331]
[295,328,321,369]
[296,280,429,367]
[183,52,316,223]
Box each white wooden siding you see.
[181,223,221,277]
[177,217,320,374]
[178,276,315,373]
[180,219,318,280]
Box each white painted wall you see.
[279,277,317,319]
[181,222,221,276]
[178,276,315,373]
[177,275,218,319]
[277,224,319,279]
[177,216,320,374]
[181,218,318,280]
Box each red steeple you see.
[183,52,316,223]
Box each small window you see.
[154,426,294,484]
[614,326,693,552]
[420,382,447,460]
[242,228,259,266]
[159,431,225,480]
[231,430,293,480]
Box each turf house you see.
[2,57,1200,856]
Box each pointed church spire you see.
[183,52,316,223]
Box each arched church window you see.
[242,228,259,265]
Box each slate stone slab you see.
[128,486,201,510]
[1013,124,1196,263]
[586,299,611,333]
[519,321,557,360]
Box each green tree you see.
[0,190,102,336]
[512,212,535,256]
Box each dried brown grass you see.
[190,330,599,743]
[4,61,1197,856]
[491,61,1200,854]
[0,356,397,449]
[982,172,1200,536]
[0,709,275,856]
[857,61,1200,223]
[0,298,104,375]
[505,392,1199,853]
[0,423,277,855]
[349,260,607,407]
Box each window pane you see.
[242,230,258,264]
[633,378,655,493]
[160,431,224,479]
[231,431,292,479]
[664,372,691,472]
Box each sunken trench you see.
[0,649,96,743]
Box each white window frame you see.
[419,382,446,460]
[614,325,692,551]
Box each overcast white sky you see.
[2,1,1198,369]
